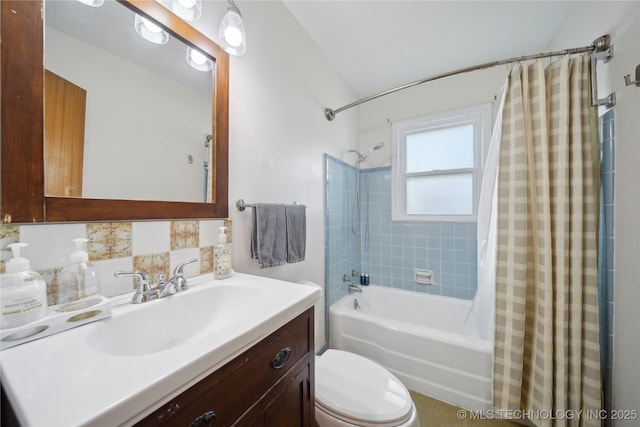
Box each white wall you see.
[190,1,360,350]
[547,1,640,420]
[357,67,507,166]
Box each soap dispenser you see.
[57,238,101,312]
[1,243,48,329]
[214,226,232,279]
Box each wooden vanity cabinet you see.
[136,308,315,427]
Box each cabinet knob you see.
[272,347,292,369]
[189,410,216,427]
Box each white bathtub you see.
[329,285,492,411]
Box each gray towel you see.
[251,204,287,268]
[285,204,306,263]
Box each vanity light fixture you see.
[218,0,246,56]
[172,0,202,22]
[186,46,213,72]
[77,0,104,7]
[134,14,169,45]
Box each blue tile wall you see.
[324,155,360,307]
[359,167,477,298]
[324,156,478,311]
[598,109,615,424]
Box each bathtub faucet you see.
[342,270,360,283]
[348,284,363,294]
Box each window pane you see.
[406,173,473,215]
[405,124,474,173]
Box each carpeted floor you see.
[410,391,522,427]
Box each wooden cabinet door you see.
[244,364,311,427]
[261,365,311,427]
[44,70,86,197]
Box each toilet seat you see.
[315,350,414,426]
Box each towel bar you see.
[236,199,305,212]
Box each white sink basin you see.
[0,273,321,427]
[87,283,268,356]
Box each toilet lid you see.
[315,350,413,425]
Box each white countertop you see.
[0,272,321,426]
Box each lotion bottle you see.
[57,238,101,312]
[214,226,232,279]
[1,243,48,329]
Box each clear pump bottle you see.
[57,238,101,312]
[1,243,48,329]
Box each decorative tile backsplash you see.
[133,252,170,285]
[87,222,132,261]
[0,219,229,304]
[170,221,199,250]
[200,246,214,274]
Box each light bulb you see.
[176,0,195,7]
[190,49,207,65]
[218,4,246,56]
[172,0,202,22]
[224,26,243,48]
[142,18,162,34]
[77,0,104,7]
[134,14,169,44]
[186,46,213,72]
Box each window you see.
[392,104,491,221]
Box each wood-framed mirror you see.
[1,0,229,223]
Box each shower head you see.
[349,142,385,164]
[363,142,385,159]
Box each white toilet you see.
[315,349,420,427]
[296,280,419,426]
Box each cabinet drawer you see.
[137,308,312,426]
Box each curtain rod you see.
[324,35,614,121]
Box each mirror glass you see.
[44,0,213,203]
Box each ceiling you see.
[46,1,579,104]
[282,1,575,98]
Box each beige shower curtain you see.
[493,56,601,427]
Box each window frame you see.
[391,103,492,222]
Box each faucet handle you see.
[173,258,197,277]
[156,273,178,297]
[114,271,155,303]
[171,258,197,292]
[114,271,151,291]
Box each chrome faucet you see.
[114,271,156,304]
[155,274,174,298]
[348,284,363,294]
[114,258,197,304]
[342,269,359,283]
[157,258,197,297]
